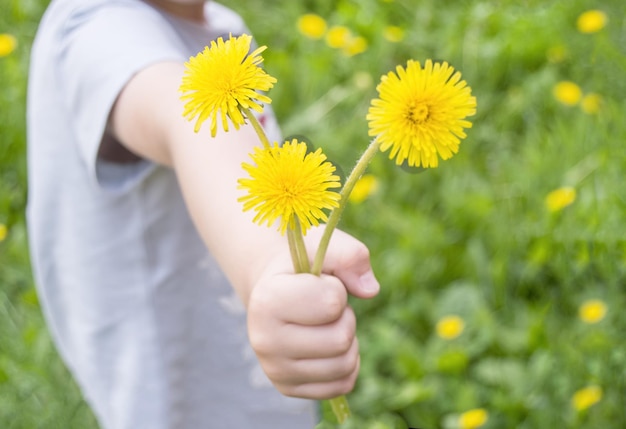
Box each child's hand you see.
[246,230,379,399]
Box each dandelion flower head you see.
[572,385,602,411]
[238,139,341,235]
[577,10,607,34]
[436,315,465,340]
[179,34,277,136]
[326,26,352,49]
[297,14,327,39]
[0,34,17,57]
[343,36,368,57]
[579,299,607,324]
[349,174,379,204]
[553,81,582,106]
[0,224,7,242]
[458,408,489,429]
[545,186,576,212]
[367,59,477,168]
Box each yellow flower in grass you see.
[458,408,488,429]
[545,186,576,212]
[572,385,602,411]
[577,10,607,34]
[0,34,17,57]
[436,315,465,340]
[553,81,582,106]
[326,26,352,49]
[579,299,607,324]
[349,174,379,203]
[238,139,341,234]
[367,60,476,168]
[343,36,368,57]
[179,34,277,136]
[297,14,327,39]
[0,224,7,242]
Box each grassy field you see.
[1,0,625,428]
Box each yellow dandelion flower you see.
[297,14,327,39]
[459,408,489,429]
[179,34,277,136]
[545,186,576,212]
[325,26,352,49]
[577,10,607,34]
[553,81,582,106]
[436,315,465,340]
[238,139,341,235]
[579,299,607,324]
[581,93,602,114]
[367,60,477,168]
[0,224,7,241]
[343,36,368,57]
[349,174,379,204]
[383,26,405,43]
[0,34,17,57]
[572,385,602,411]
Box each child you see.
[26,0,380,428]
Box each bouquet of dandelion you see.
[179,33,476,424]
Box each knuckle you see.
[335,352,359,380]
[354,242,371,263]
[276,383,297,398]
[320,289,345,321]
[247,329,273,356]
[262,362,287,384]
[331,377,357,398]
[343,363,360,392]
[247,290,271,320]
[341,340,360,374]
[331,309,356,353]
[340,241,370,267]
[333,324,355,354]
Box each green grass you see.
[1,0,625,428]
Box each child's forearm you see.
[169,121,290,304]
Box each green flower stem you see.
[292,219,311,273]
[287,228,304,273]
[329,395,351,424]
[242,107,271,149]
[311,137,381,276]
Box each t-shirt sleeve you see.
[56,3,186,191]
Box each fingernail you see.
[359,270,380,294]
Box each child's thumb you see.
[319,230,380,299]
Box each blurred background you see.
[1,0,624,428]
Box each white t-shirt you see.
[26,1,315,428]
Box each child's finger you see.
[249,272,348,327]
[265,337,359,386]
[277,356,361,400]
[316,229,380,299]
[251,307,356,360]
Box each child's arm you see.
[108,61,380,399]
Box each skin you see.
[143,0,208,23]
[106,0,380,400]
